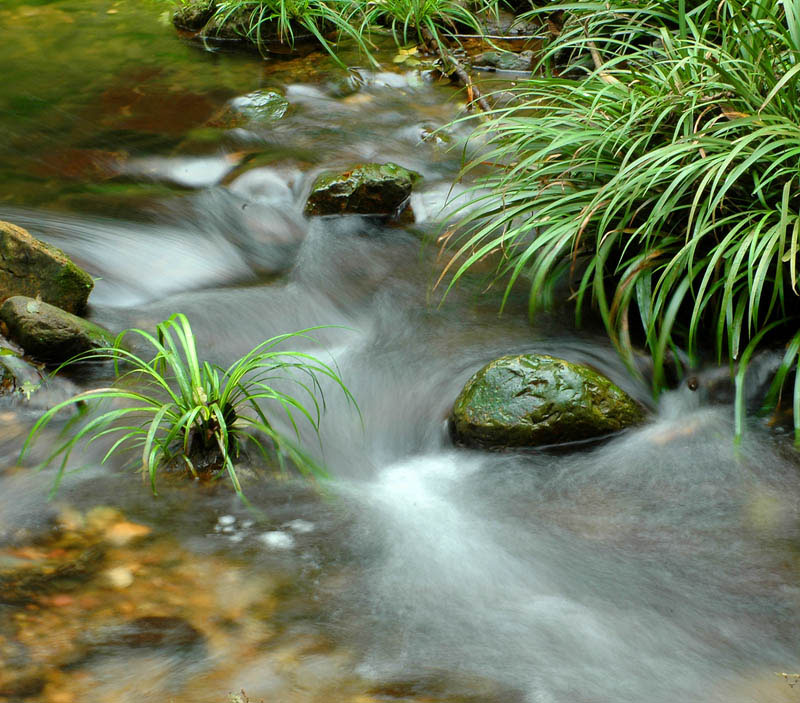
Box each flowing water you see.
[2,2,800,702]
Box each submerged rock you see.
[473,50,534,72]
[0,296,113,364]
[0,545,105,604]
[80,616,205,652]
[451,354,645,448]
[0,221,94,315]
[206,90,290,130]
[304,162,422,217]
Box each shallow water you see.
[2,2,800,702]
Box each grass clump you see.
[443,0,800,441]
[21,313,354,497]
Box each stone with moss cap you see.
[0,221,94,315]
[451,354,645,448]
[304,162,422,217]
[0,296,113,364]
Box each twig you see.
[420,28,492,113]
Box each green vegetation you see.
[443,0,800,441]
[21,314,354,497]
[209,0,375,65]
[177,0,502,67]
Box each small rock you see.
[451,354,645,448]
[81,616,205,652]
[473,50,534,72]
[103,521,151,547]
[0,668,46,698]
[228,90,289,122]
[103,566,134,589]
[0,221,94,314]
[304,162,422,217]
[0,296,114,364]
[0,545,105,604]
[258,531,295,549]
[285,519,314,534]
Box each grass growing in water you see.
[21,313,354,498]
[443,0,800,441]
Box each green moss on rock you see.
[0,221,93,315]
[304,162,422,217]
[451,354,645,448]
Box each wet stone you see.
[473,50,534,72]
[80,616,205,653]
[0,296,114,364]
[0,221,94,315]
[451,354,645,448]
[0,668,46,698]
[304,162,422,217]
[206,90,290,131]
[0,546,105,604]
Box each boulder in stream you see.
[304,162,422,217]
[0,296,113,364]
[451,354,645,448]
[473,50,534,72]
[0,221,94,315]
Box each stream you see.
[2,2,800,701]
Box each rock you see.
[473,50,534,72]
[172,0,216,31]
[0,546,105,604]
[206,90,289,130]
[0,668,46,698]
[80,616,205,652]
[0,221,94,314]
[0,296,114,364]
[304,163,422,217]
[451,354,645,448]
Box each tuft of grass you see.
[21,313,355,498]
[352,0,492,49]
[443,0,800,441]
[209,0,378,66]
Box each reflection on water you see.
[2,1,800,702]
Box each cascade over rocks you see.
[304,162,422,217]
[451,354,645,448]
[0,221,94,315]
[0,296,113,364]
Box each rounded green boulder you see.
[451,354,645,448]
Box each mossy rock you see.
[304,162,422,217]
[0,296,113,364]
[172,0,217,31]
[473,50,534,71]
[451,354,645,448]
[0,221,93,315]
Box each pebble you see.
[104,566,134,589]
[218,515,237,527]
[286,519,315,534]
[258,531,295,550]
[104,521,151,547]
